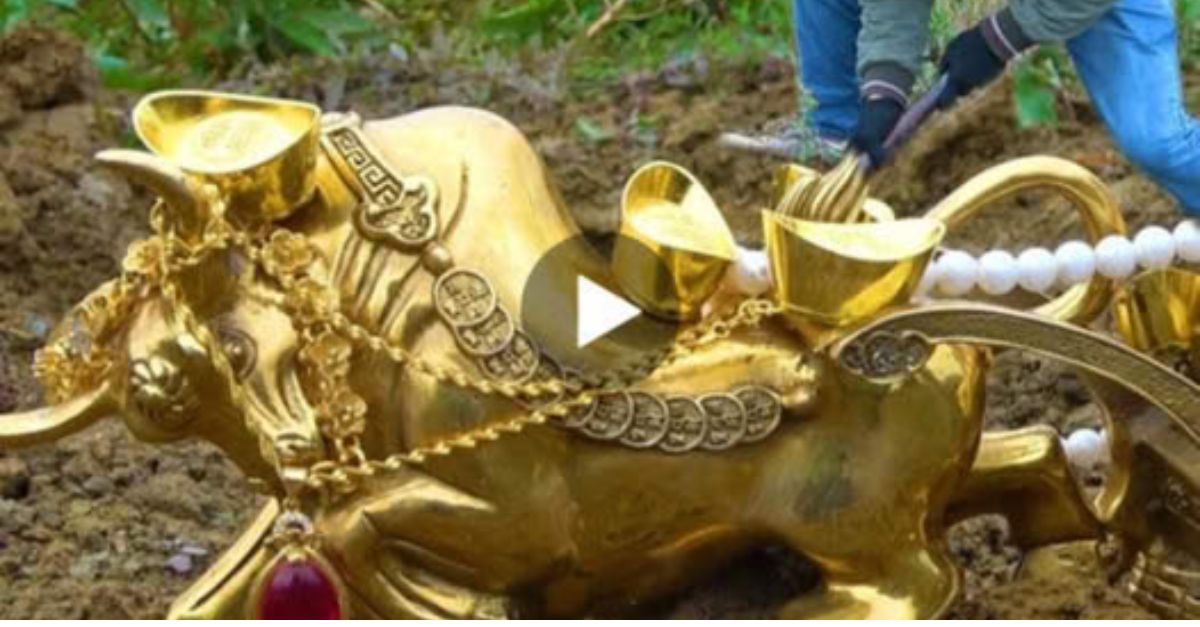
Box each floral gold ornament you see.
[6,90,1200,619]
[261,229,318,278]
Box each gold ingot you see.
[1114,268,1200,353]
[132,90,321,222]
[613,161,737,320]
[764,212,944,326]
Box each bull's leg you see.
[329,511,513,619]
[949,427,1104,548]
[317,471,520,618]
[776,546,959,619]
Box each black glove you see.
[937,26,1007,110]
[850,96,904,168]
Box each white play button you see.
[521,234,679,379]
[576,275,642,348]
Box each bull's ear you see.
[0,382,117,448]
[95,150,211,241]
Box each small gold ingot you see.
[1114,268,1200,353]
[763,212,944,327]
[613,161,737,320]
[132,90,321,223]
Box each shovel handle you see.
[885,75,950,152]
[857,75,951,172]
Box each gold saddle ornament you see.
[4,90,1200,619]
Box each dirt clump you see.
[0,27,260,619]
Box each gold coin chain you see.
[300,297,781,493]
[247,224,783,494]
[36,201,782,497]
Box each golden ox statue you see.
[2,91,1200,619]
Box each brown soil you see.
[1,26,1191,618]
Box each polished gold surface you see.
[1115,268,1200,356]
[133,90,321,222]
[614,161,736,319]
[764,213,944,326]
[925,155,1126,324]
[3,89,1200,619]
[771,163,894,222]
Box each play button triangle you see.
[576,275,642,348]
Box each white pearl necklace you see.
[724,246,773,296]
[720,220,1200,300]
[921,220,1200,298]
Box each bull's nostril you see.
[130,356,197,429]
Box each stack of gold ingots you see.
[3,90,1200,619]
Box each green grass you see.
[2,0,381,90]
[1,0,1197,128]
[0,0,793,92]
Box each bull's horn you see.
[0,382,116,448]
[96,149,209,237]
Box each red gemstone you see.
[258,557,342,620]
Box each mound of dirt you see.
[0,26,1190,618]
[0,28,260,619]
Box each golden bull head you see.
[3,90,1200,619]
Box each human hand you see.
[850,96,904,168]
[937,26,1007,110]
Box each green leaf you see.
[126,0,169,29]
[2,0,30,32]
[274,14,338,56]
[574,116,614,144]
[297,8,372,35]
[480,0,563,40]
[1012,63,1058,129]
[1183,0,1200,21]
[93,51,174,91]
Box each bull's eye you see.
[218,328,256,381]
[130,356,198,430]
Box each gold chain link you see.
[298,289,780,494]
[39,195,782,497]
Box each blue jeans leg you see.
[1067,0,1200,214]
[793,0,862,141]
